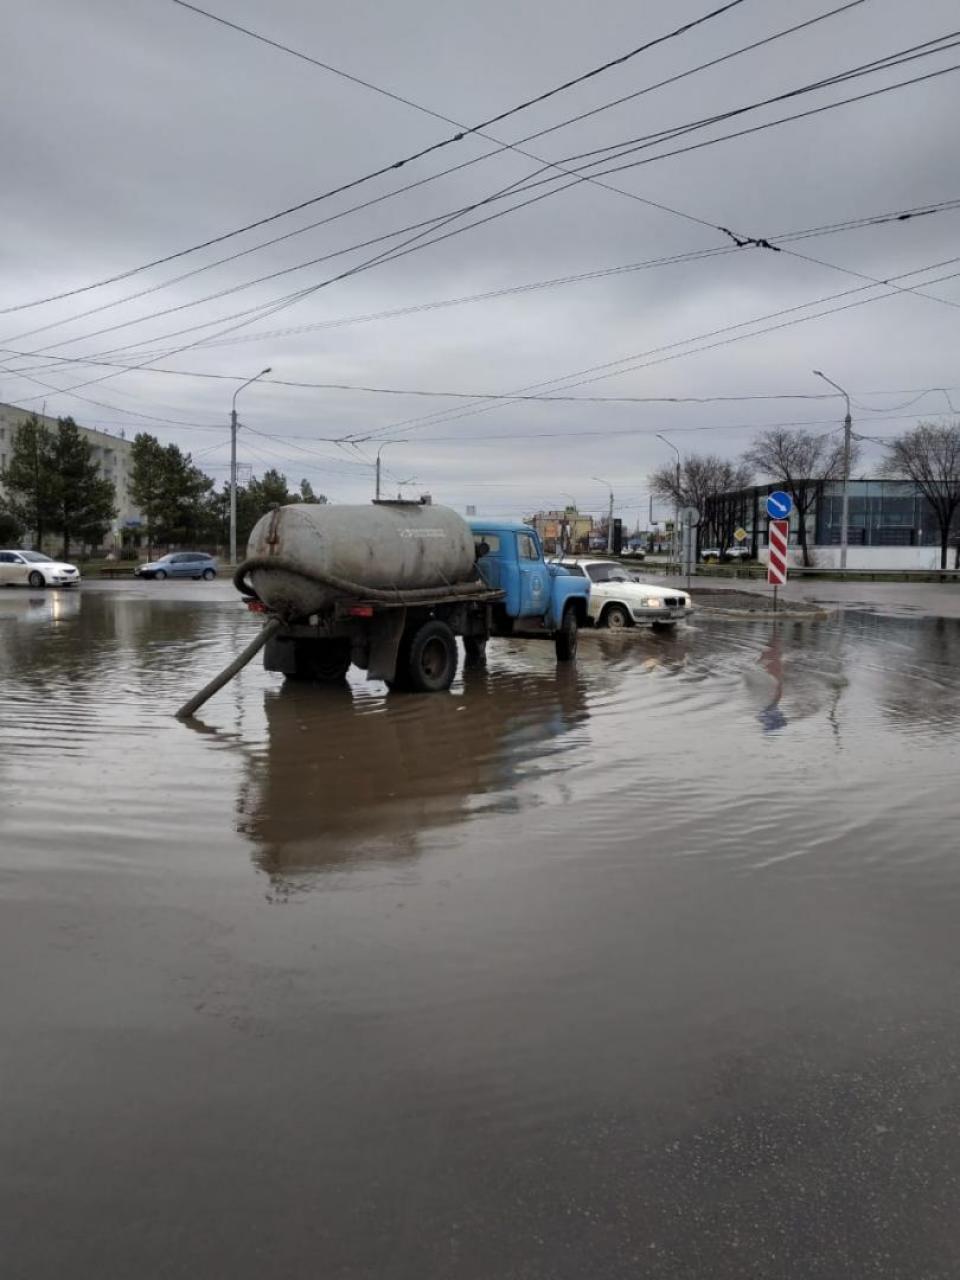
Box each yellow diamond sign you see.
[733,527,748,542]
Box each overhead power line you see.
[13,32,958,359]
[1,0,751,317]
[354,256,960,443]
[12,49,960,393]
[0,1,867,351]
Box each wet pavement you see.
[2,581,960,1279]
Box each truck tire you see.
[393,619,458,693]
[463,636,487,666]
[602,603,631,630]
[555,606,578,662]
[289,639,352,683]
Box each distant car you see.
[556,558,692,629]
[0,550,81,588]
[700,546,751,562]
[135,552,218,580]
[620,547,647,561]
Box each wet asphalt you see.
[1,579,959,1278]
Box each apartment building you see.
[0,403,141,549]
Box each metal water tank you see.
[243,501,477,616]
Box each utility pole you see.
[230,367,271,565]
[813,369,852,570]
[656,434,681,573]
[375,440,406,500]
[592,476,615,553]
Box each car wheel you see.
[154,569,167,580]
[555,605,578,661]
[602,603,631,630]
[202,568,216,580]
[28,570,46,589]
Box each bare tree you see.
[742,429,857,566]
[881,421,960,569]
[650,454,752,555]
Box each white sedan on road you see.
[557,558,692,629]
[0,550,81,588]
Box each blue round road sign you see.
[766,490,793,519]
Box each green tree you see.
[0,505,22,545]
[298,478,327,504]
[2,415,58,545]
[50,417,116,556]
[130,433,213,554]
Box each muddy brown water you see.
[2,583,960,1279]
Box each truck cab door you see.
[516,531,550,618]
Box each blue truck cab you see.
[469,520,589,637]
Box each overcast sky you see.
[2,0,959,526]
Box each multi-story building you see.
[701,479,959,570]
[0,403,141,550]
[525,507,594,554]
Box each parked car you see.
[700,546,751,562]
[135,552,218,580]
[0,550,81,588]
[556,558,692,629]
[620,547,647,561]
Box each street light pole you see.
[592,476,615,553]
[375,440,407,500]
[656,434,681,572]
[230,366,271,565]
[813,369,852,570]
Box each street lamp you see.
[656,434,681,570]
[813,369,853,570]
[230,366,271,565]
[375,440,407,500]
[591,476,615,553]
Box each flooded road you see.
[3,583,960,1279]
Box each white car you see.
[701,546,750,561]
[0,550,81,588]
[557,558,692,629]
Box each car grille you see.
[663,596,682,607]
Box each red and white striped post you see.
[767,518,789,609]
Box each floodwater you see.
[2,582,960,1279]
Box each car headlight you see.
[643,597,663,607]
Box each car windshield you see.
[586,563,631,583]
[20,552,52,563]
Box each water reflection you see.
[0,588,82,627]
[757,629,788,733]
[237,664,590,887]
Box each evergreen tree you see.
[2,415,58,545]
[130,433,212,553]
[51,418,116,556]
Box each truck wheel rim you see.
[421,638,448,679]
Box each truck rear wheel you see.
[392,619,458,693]
[289,639,352,683]
[555,606,578,662]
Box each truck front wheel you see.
[290,639,352,683]
[393,619,458,693]
[555,606,578,662]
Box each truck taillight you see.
[348,605,375,618]
[246,600,268,613]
